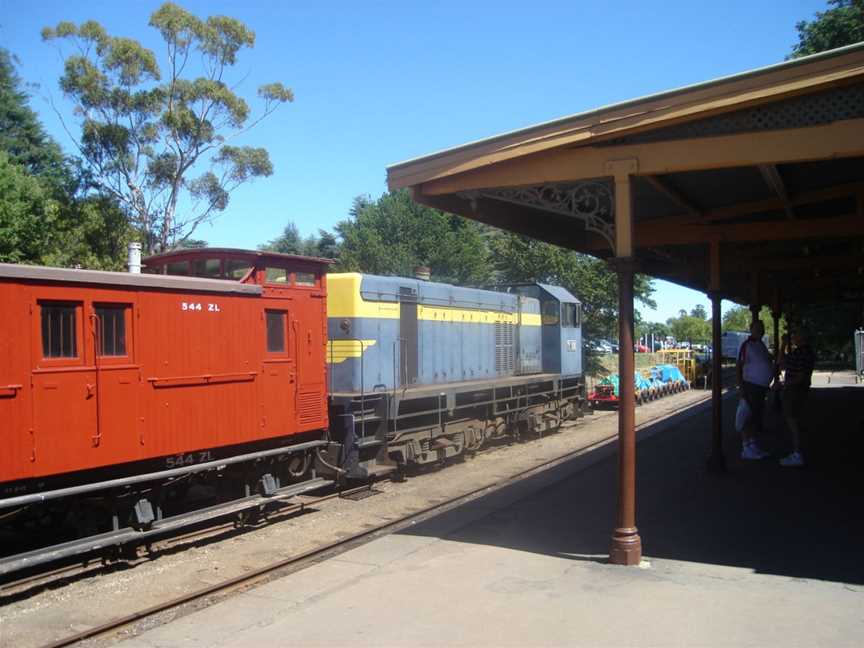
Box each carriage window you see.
[192,258,222,278]
[266,311,287,352]
[95,305,128,356]
[225,259,253,280]
[541,301,559,326]
[166,261,190,276]
[295,272,316,286]
[41,303,78,358]
[265,267,289,284]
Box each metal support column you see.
[706,240,725,472]
[607,160,642,566]
[707,291,725,472]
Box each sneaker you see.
[741,443,768,460]
[779,452,804,467]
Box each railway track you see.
[29,391,717,648]
[0,483,374,601]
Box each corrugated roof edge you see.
[0,263,263,294]
[537,283,580,305]
[387,41,864,172]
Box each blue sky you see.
[3,0,827,322]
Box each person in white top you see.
[735,319,774,460]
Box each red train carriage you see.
[0,250,330,567]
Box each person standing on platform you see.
[736,319,773,460]
[778,330,816,467]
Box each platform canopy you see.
[387,43,864,310]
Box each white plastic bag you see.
[735,397,751,433]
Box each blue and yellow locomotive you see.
[324,272,586,477]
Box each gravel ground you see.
[0,389,709,647]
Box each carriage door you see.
[399,287,418,385]
[30,296,98,475]
[0,286,32,481]
[260,305,296,437]
[91,301,139,455]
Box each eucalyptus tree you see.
[42,2,294,253]
[789,0,864,59]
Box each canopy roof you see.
[388,43,864,309]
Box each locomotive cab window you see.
[40,302,79,358]
[95,305,129,356]
[561,303,580,328]
[266,311,287,353]
[541,301,559,326]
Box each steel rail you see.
[1,483,371,597]
[40,392,717,648]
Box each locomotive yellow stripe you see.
[416,305,518,324]
[327,273,541,326]
[520,312,542,327]
[326,339,377,364]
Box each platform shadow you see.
[399,386,864,585]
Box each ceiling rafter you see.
[643,175,702,218]
[584,212,864,249]
[758,164,794,219]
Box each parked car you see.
[634,343,649,353]
[587,340,612,354]
[602,339,620,353]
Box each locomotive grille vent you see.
[298,389,323,424]
[495,322,514,372]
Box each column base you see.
[609,527,642,565]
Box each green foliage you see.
[791,302,861,360]
[43,195,135,270]
[690,304,708,320]
[489,231,656,344]
[666,312,711,345]
[789,0,864,58]
[638,320,670,342]
[0,152,133,268]
[260,221,341,260]
[0,49,69,192]
[0,152,61,262]
[43,2,293,254]
[335,191,494,285]
[175,238,208,249]
[722,305,787,347]
[0,47,132,269]
[722,305,753,333]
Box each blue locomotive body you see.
[325,273,586,476]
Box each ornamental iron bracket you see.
[460,181,615,251]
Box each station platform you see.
[122,381,864,647]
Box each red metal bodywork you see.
[0,250,330,490]
[588,384,619,409]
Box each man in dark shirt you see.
[778,330,816,467]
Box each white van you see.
[721,331,749,360]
